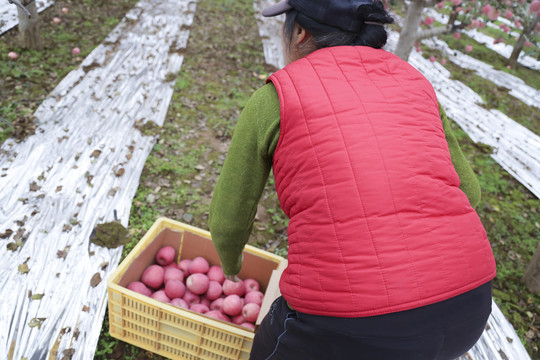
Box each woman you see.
[209,0,496,359]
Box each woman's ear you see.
[294,25,309,46]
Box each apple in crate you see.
[244,290,264,306]
[170,298,189,309]
[127,281,152,296]
[223,279,244,297]
[244,278,260,293]
[207,265,225,284]
[242,303,260,323]
[223,295,243,316]
[178,259,191,276]
[165,279,186,299]
[188,256,210,274]
[141,264,164,289]
[151,290,170,303]
[205,281,223,300]
[156,246,176,266]
[186,273,210,295]
[164,267,184,283]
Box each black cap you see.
[262,0,378,32]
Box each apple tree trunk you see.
[522,242,540,295]
[17,0,42,50]
[508,15,538,68]
[394,0,426,61]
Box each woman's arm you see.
[439,104,482,208]
[209,84,280,276]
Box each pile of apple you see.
[126,245,263,330]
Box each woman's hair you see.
[284,1,394,53]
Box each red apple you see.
[241,322,256,330]
[205,281,223,300]
[188,256,210,274]
[223,295,243,316]
[178,259,191,276]
[242,303,260,323]
[207,265,225,284]
[206,310,227,321]
[165,279,186,299]
[170,298,189,309]
[186,273,210,295]
[223,279,244,297]
[210,297,225,312]
[127,281,152,296]
[243,278,260,293]
[156,246,176,266]
[232,314,245,325]
[190,303,210,314]
[200,296,211,308]
[141,264,164,289]
[164,267,184,283]
[151,290,170,303]
[244,290,264,306]
[183,290,200,307]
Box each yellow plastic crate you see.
[107,217,285,360]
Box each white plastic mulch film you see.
[253,1,535,360]
[0,0,196,358]
[0,0,54,35]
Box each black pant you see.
[250,282,492,360]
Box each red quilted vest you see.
[268,46,496,317]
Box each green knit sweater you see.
[209,83,481,276]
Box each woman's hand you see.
[225,274,242,282]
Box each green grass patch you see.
[0,0,138,143]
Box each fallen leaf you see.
[13,228,25,240]
[115,168,125,177]
[18,263,29,274]
[82,305,90,312]
[100,261,109,270]
[28,317,46,329]
[56,186,63,192]
[0,229,13,238]
[90,149,102,158]
[62,348,75,360]
[31,293,45,300]
[57,246,70,259]
[29,182,41,191]
[90,273,101,287]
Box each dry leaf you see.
[90,273,101,287]
[90,149,102,158]
[28,317,46,329]
[18,263,29,274]
[0,229,13,238]
[115,168,125,177]
[82,305,90,312]
[62,348,75,360]
[29,182,41,191]
[31,293,45,300]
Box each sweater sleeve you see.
[209,83,280,276]
[439,104,482,208]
